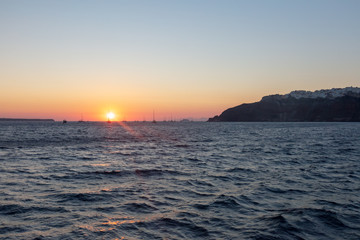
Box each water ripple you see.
[0,122,359,239]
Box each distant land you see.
[208,87,360,122]
[0,118,55,122]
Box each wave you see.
[143,217,210,239]
[0,225,27,235]
[51,192,113,203]
[249,207,359,239]
[0,204,68,215]
[193,195,243,211]
[134,169,187,177]
[123,202,158,213]
[49,168,188,181]
[251,213,303,240]
[226,167,257,173]
[264,186,307,194]
[1,122,360,239]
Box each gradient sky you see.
[1,0,359,121]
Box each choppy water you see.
[0,121,359,240]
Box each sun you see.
[106,112,115,120]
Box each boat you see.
[62,120,67,124]
[78,114,85,123]
[152,110,156,123]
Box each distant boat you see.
[152,110,157,123]
[63,120,67,124]
[78,114,84,123]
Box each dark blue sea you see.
[0,121,359,239]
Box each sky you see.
[1,0,359,121]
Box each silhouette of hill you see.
[208,87,360,122]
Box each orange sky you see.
[1,1,359,121]
[0,82,262,121]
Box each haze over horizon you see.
[1,0,359,121]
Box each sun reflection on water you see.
[91,163,110,167]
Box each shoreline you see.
[0,118,55,122]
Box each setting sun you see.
[106,112,115,121]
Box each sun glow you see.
[106,112,115,121]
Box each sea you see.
[0,121,359,240]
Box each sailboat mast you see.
[152,110,156,123]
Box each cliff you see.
[208,87,360,122]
